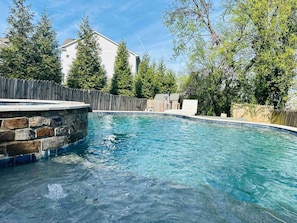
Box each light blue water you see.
[0,113,297,222]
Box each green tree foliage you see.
[0,0,35,79]
[164,0,238,115]
[153,59,166,95]
[110,41,134,96]
[67,17,107,90]
[231,0,297,108]
[135,54,178,99]
[31,11,62,83]
[163,69,178,94]
[185,69,226,115]
[164,0,297,114]
[153,59,177,95]
[0,0,62,83]
[134,53,155,98]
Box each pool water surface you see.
[0,113,297,222]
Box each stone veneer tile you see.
[35,126,54,138]
[6,140,41,156]
[0,130,15,142]
[50,117,63,127]
[15,128,35,141]
[29,116,51,128]
[41,136,67,151]
[1,117,28,130]
[55,126,70,136]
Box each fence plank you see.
[0,77,147,111]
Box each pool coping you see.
[92,110,297,135]
[0,98,90,111]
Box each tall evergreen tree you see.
[153,59,166,95]
[134,53,154,98]
[31,11,62,83]
[67,17,107,90]
[164,70,178,94]
[0,0,35,79]
[110,41,133,96]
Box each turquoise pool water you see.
[0,113,297,222]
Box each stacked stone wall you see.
[0,108,88,166]
[231,103,273,123]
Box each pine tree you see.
[164,70,177,93]
[0,0,35,79]
[134,53,154,98]
[110,41,134,96]
[67,17,107,90]
[31,11,62,83]
[153,59,167,95]
[153,60,177,95]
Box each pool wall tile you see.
[0,136,87,167]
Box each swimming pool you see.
[0,113,296,222]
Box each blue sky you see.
[0,0,186,72]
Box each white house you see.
[0,38,9,51]
[60,31,139,83]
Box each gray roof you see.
[154,93,181,101]
[61,38,76,46]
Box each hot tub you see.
[0,98,90,167]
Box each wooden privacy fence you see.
[271,110,297,128]
[0,77,147,111]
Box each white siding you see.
[60,32,139,84]
[61,43,77,83]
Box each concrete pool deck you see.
[166,110,297,134]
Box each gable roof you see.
[60,31,139,57]
[61,38,76,46]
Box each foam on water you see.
[44,184,67,200]
[51,153,84,164]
